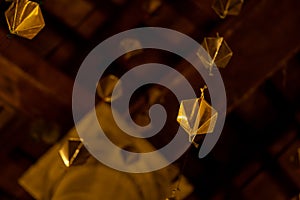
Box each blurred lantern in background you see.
[212,0,243,19]
[120,38,143,59]
[197,33,233,76]
[5,0,45,39]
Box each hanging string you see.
[166,85,208,199]
[166,144,193,200]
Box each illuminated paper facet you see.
[197,33,233,75]
[58,138,88,167]
[97,75,122,103]
[177,89,218,142]
[212,0,243,19]
[5,0,45,39]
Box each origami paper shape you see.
[5,0,45,39]
[177,86,218,142]
[212,0,243,19]
[59,138,89,167]
[97,75,122,103]
[197,33,233,75]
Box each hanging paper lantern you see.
[197,33,233,75]
[120,38,143,59]
[5,0,45,39]
[177,86,218,142]
[58,138,89,167]
[212,0,243,19]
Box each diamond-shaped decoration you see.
[5,0,45,39]
[58,138,89,167]
[97,75,122,103]
[212,0,243,19]
[197,33,233,75]
[177,96,218,142]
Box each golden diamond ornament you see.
[5,0,45,39]
[177,86,218,142]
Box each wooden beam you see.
[0,29,73,110]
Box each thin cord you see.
[168,144,193,199]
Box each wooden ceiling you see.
[0,0,299,199]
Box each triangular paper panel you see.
[197,34,233,75]
[212,0,243,19]
[177,97,218,142]
[58,138,88,167]
[177,99,198,136]
[197,100,218,134]
[5,0,45,39]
